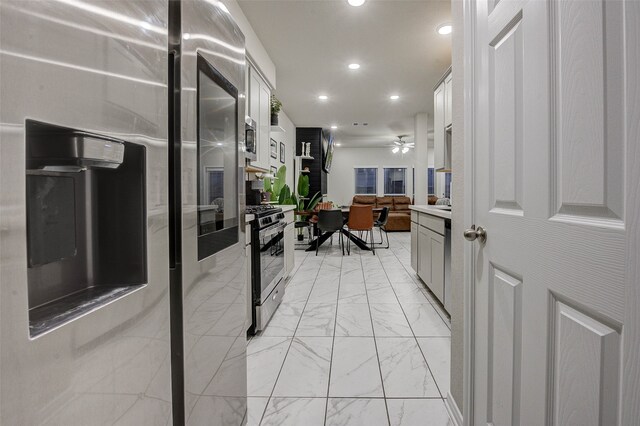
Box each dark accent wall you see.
[296,127,328,198]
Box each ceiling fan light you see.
[402,147,409,154]
[392,147,400,154]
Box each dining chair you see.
[373,206,390,249]
[316,209,345,256]
[346,205,375,255]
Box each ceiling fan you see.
[389,135,414,154]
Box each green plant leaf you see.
[272,165,286,196]
[297,174,309,198]
[263,177,272,195]
[306,192,322,211]
[278,185,291,205]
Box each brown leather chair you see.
[346,204,375,255]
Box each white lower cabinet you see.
[427,229,445,303]
[411,222,418,272]
[284,210,295,278]
[412,211,447,308]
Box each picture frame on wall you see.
[270,139,277,159]
[280,142,285,164]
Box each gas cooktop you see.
[245,204,282,218]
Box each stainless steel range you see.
[247,205,287,333]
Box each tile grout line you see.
[376,240,446,400]
[257,249,328,426]
[323,245,343,426]
[359,250,393,426]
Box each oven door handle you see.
[259,222,287,238]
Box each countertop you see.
[277,205,296,213]
[410,205,452,220]
[246,214,255,222]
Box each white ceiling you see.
[238,0,452,148]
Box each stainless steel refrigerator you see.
[0,0,248,424]
[0,0,172,424]
[168,1,248,424]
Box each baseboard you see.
[445,392,463,426]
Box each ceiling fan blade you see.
[393,141,402,146]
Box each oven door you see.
[258,221,285,301]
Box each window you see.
[444,172,452,198]
[384,167,406,195]
[427,168,435,195]
[354,167,377,194]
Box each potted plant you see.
[270,95,282,126]
[294,173,321,241]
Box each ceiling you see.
[238,0,452,148]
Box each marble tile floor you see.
[247,232,453,426]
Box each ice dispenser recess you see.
[25,120,147,338]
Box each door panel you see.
[489,14,523,214]
[472,0,628,424]
[551,301,620,426]
[551,0,624,223]
[488,267,522,426]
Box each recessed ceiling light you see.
[318,95,328,100]
[336,143,342,147]
[216,142,223,146]
[331,125,338,129]
[348,63,360,70]
[390,95,400,100]
[183,33,191,40]
[348,0,366,6]
[437,24,452,35]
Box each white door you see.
[470,0,635,424]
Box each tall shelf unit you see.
[295,127,328,201]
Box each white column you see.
[414,112,429,205]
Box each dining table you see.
[301,206,384,252]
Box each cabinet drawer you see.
[418,213,445,235]
[411,211,418,223]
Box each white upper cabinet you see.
[444,72,453,127]
[434,80,446,171]
[434,68,452,172]
[248,64,271,170]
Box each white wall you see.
[268,110,296,191]
[225,0,277,88]
[327,147,417,206]
[414,113,429,205]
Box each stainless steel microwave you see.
[245,118,257,161]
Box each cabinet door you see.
[429,230,445,303]
[411,222,418,272]
[417,225,431,283]
[444,72,453,127]
[249,68,260,128]
[434,81,446,171]
[258,83,271,169]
